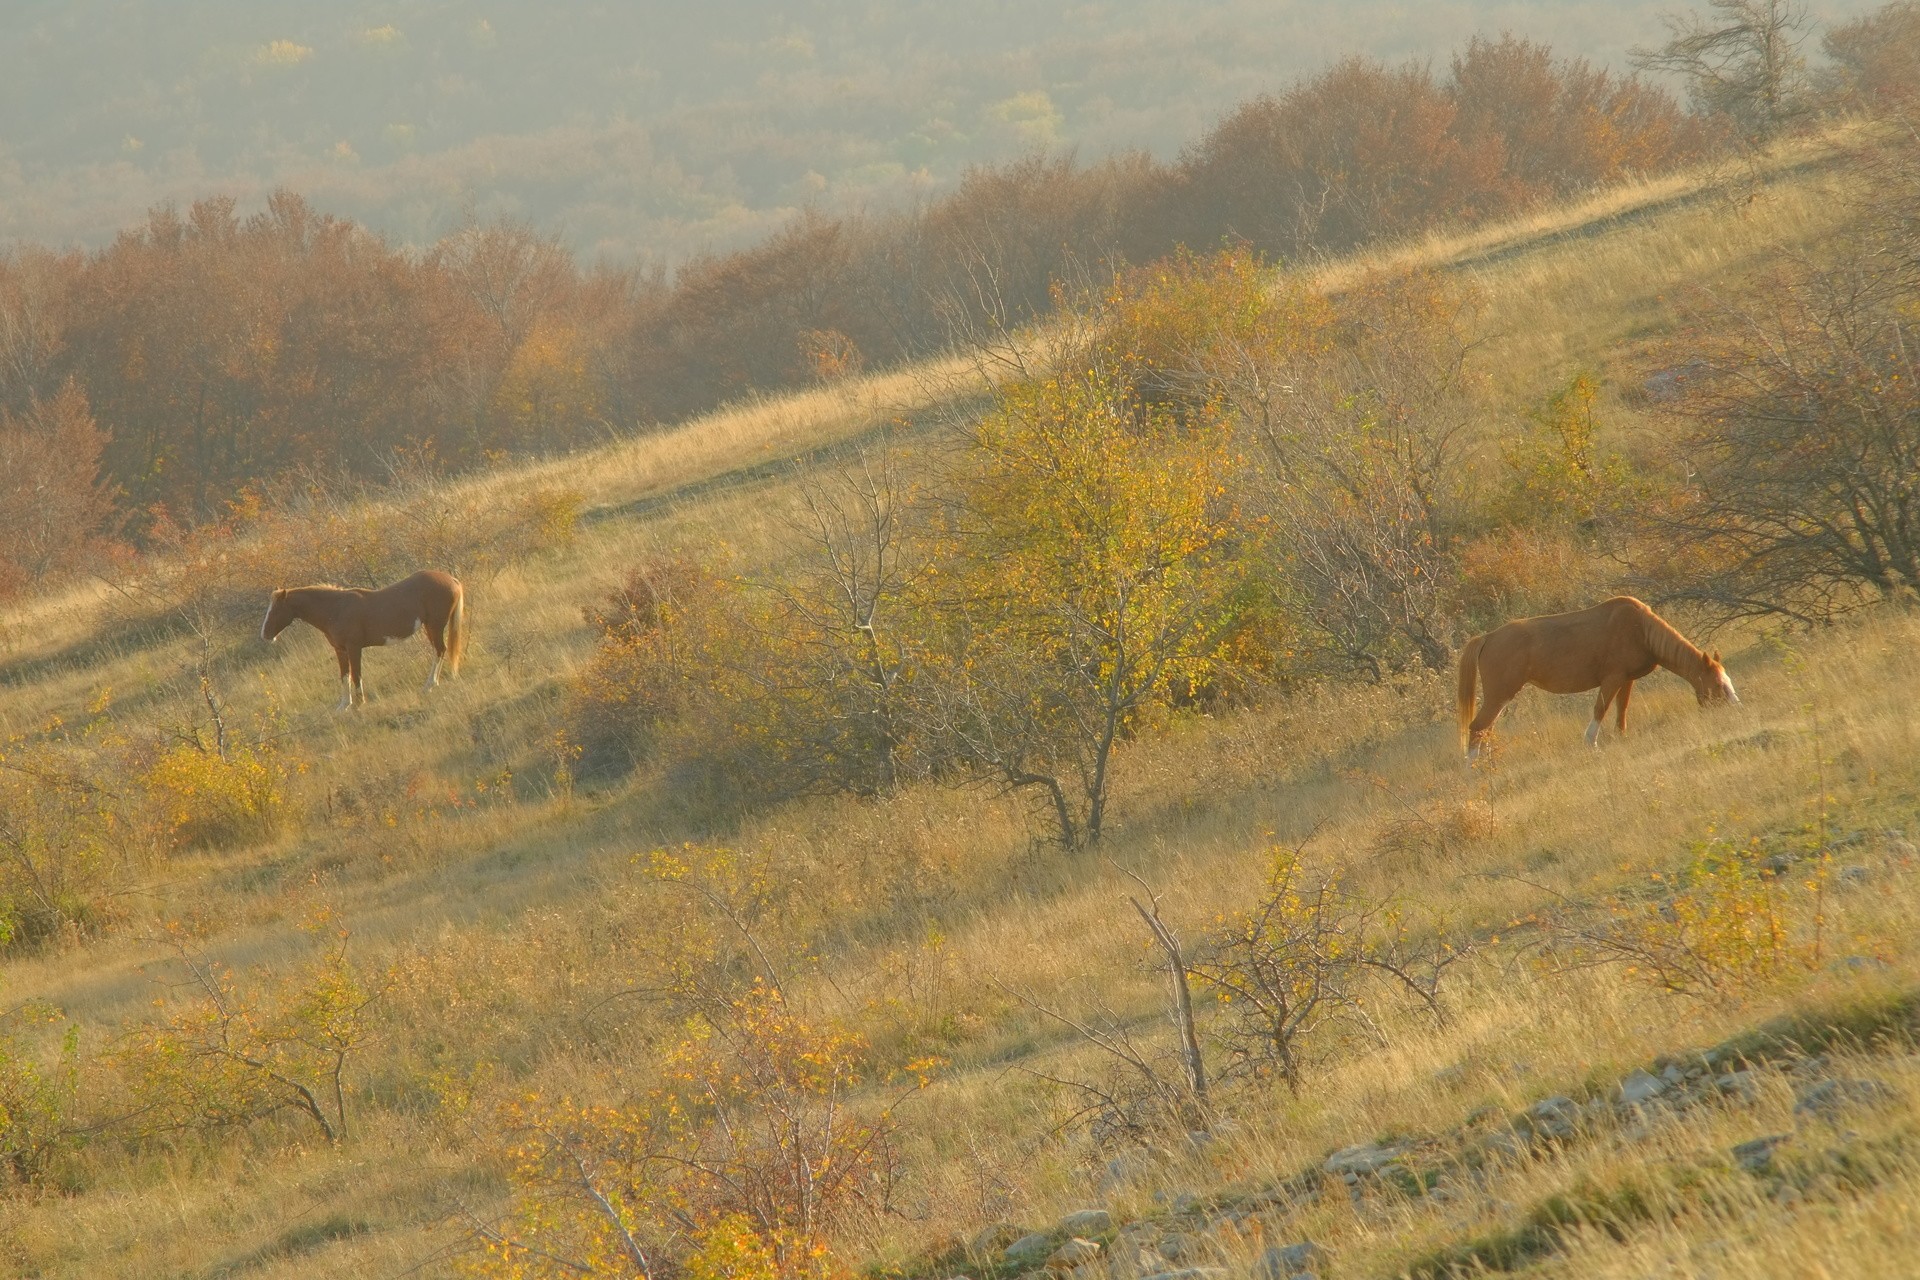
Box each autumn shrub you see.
[470,986,914,1280]
[1497,374,1636,532]
[110,930,384,1145]
[1561,832,1831,1003]
[566,552,716,771]
[0,999,81,1187]
[0,728,159,951]
[704,457,935,800]
[144,740,291,850]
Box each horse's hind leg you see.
[333,647,354,711]
[1615,679,1634,734]
[423,617,445,692]
[1468,671,1524,761]
[348,648,367,708]
[1589,677,1626,747]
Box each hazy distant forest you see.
[1,2,1916,596]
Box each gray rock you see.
[1046,1238,1103,1270]
[1059,1210,1112,1238]
[1482,1130,1531,1162]
[1830,954,1891,973]
[1184,1130,1216,1151]
[1170,1193,1202,1216]
[1619,1069,1668,1105]
[1153,1234,1194,1262]
[1661,1062,1691,1085]
[1005,1233,1057,1267]
[1253,1242,1328,1280]
[1835,865,1873,889]
[1732,1133,1790,1173]
[1714,1070,1761,1104]
[972,1224,1028,1257]
[1517,1095,1581,1140]
[1137,1270,1226,1280]
[1794,1077,1899,1121]
[1788,1053,1832,1079]
[1323,1141,1405,1176]
[1101,1155,1148,1194]
[1433,1064,1468,1089]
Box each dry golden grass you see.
[4,135,1917,1278]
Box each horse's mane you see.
[1638,605,1707,681]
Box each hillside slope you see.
[3,134,1916,1280]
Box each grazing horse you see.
[261,570,465,710]
[1457,595,1737,760]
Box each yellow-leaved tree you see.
[919,356,1248,846]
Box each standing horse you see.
[261,570,465,710]
[1457,595,1736,760]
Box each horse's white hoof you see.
[1585,720,1602,747]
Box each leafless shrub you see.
[1642,177,1920,622]
[1191,840,1463,1094]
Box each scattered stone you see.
[1794,1077,1899,1121]
[1482,1130,1531,1162]
[1153,1234,1194,1262]
[972,1224,1028,1257]
[1004,1232,1056,1268]
[1433,1064,1468,1089]
[1713,1070,1761,1104]
[1661,1061,1693,1085]
[1253,1241,1328,1280]
[1045,1238,1102,1270]
[1138,1270,1226,1280]
[1760,852,1796,875]
[1184,1130,1216,1152]
[1170,1193,1202,1216]
[1835,865,1874,889]
[1058,1210,1112,1238]
[1618,1069,1668,1105]
[1732,1133,1790,1173]
[1516,1096,1581,1141]
[1830,954,1891,973]
[1323,1141,1405,1176]
[1102,1154,1151,1192]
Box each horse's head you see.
[1698,650,1740,705]
[261,588,296,642]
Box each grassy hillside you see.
[4,131,1918,1280]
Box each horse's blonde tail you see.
[1457,634,1484,751]
[445,585,466,677]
